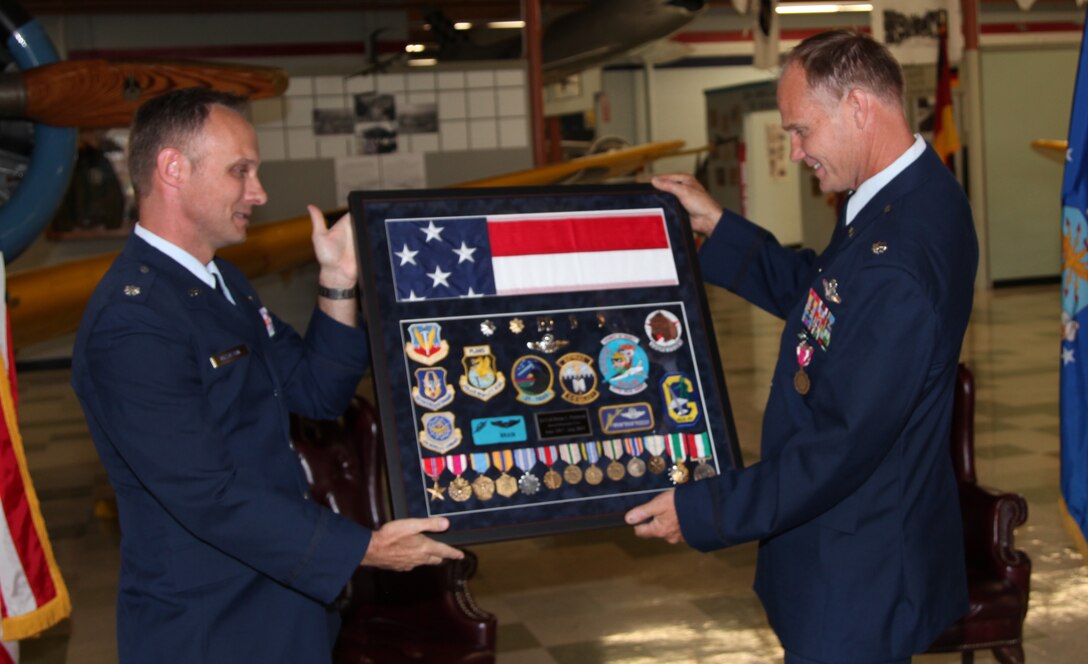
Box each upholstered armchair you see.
[925,363,1031,663]
[291,397,497,664]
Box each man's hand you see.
[651,174,724,237]
[309,205,357,289]
[361,517,464,572]
[309,205,361,326]
[625,489,685,544]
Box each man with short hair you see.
[628,30,975,662]
[72,87,461,663]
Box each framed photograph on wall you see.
[350,183,743,545]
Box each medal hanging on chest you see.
[794,337,814,395]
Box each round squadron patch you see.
[599,333,649,396]
[512,355,556,405]
[557,352,600,404]
[644,309,683,352]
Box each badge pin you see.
[509,318,525,334]
[526,333,569,354]
[480,319,496,336]
[821,278,841,304]
[872,241,888,255]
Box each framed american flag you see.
[350,183,742,545]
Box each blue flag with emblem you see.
[1061,15,1088,556]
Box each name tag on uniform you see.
[209,344,249,368]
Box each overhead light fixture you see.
[775,2,873,13]
[454,22,472,30]
[405,44,426,53]
[408,58,438,67]
[487,20,526,29]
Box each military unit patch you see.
[512,355,555,404]
[599,333,650,395]
[459,344,505,401]
[644,309,683,352]
[405,322,450,365]
[661,372,701,427]
[557,352,600,404]
[418,411,462,454]
[599,403,655,434]
[411,367,455,411]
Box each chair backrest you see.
[950,363,978,485]
[291,397,388,529]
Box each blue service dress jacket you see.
[71,233,372,663]
[675,145,976,662]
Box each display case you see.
[350,183,742,544]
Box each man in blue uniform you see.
[71,88,462,663]
[627,31,976,662]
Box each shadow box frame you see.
[350,183,743,545]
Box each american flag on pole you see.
[386,208,678,303]
[0,254,71,655]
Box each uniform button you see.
[847,227,855,238]
[139,264,150,274]
[273,390,280,398]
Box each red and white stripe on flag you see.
[0,253,70,644]
[486,209,679,295]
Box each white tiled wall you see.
[250,67,530,165]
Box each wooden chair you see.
[291,397,497,664]
[925,363,1031,663]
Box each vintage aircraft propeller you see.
[0,59,288,128]
[0,0,76,261]
[0,0,288,263]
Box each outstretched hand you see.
[625,489,685,544]
[308,205,357,289]
[651,174,724,237]
[361,517,464,572]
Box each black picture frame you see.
[350,183,743,545]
